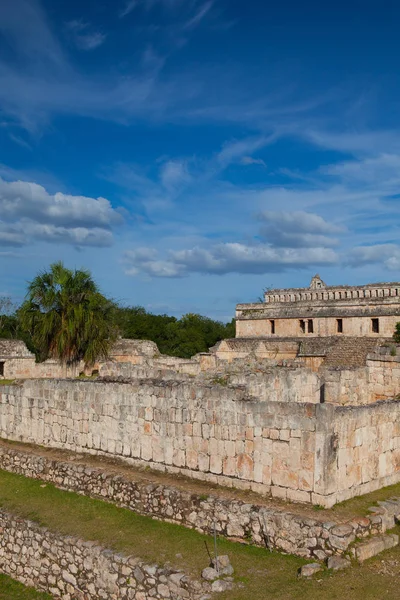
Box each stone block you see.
[223,457,236,477]
[326,556,351,571]
[237,453,254,480]
[286,489,310,503]
[353,534,399,562]
[300,563,322,577]
[271,486,287,500]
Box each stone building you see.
[236,275,400,338]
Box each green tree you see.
[393,322,400,343]
[113,306,235,358]
[19,262,117,366]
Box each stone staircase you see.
[299,336,386,368]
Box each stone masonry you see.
[1,441,398,561]
[2,378,400,507]
[0,510,209,600]
[236,275,400,338]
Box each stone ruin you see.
[1,276,400,509]
[236,274,400,338]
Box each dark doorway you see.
[270,320,275,334]
[372,318,379,333]
[337,318,343,333]
[300,319,306,333]
[307,319,314,334]
[0,362,4,377]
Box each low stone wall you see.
[0,378,323,503]
[98,362,191,381]
[331,402,400,503]
[321,354,400,406]
[0,510,207,600]
[2,357,80,380]
[0,443,393,561]
[222,368,320,404]
[2,378,400,506]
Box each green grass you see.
[0,574,52,600]
[0,379,15,385]
[332,480,400,519]
[1,469,400,600]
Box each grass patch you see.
[1,470,400,600]
[331,481,400,519]
[211,376,228,386]
[0,379,15,385]
[0,574,52,600]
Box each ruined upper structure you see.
[236,275,400,338]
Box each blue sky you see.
[1,0,400,320]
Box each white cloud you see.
[124,247,185,277]
[119,0,138,18]
[160,160,191,190]
[0,228,25,247]
[23,224,113,246]
[347,244,400,270]
[240,156,266,166]
[303,129,400,156]
[259,210,343,234]
[322,153,400,187]
[0,0,65,68]
[8,133,32,150]
[0,177,121,247]
[124,242,338,278]
[183,1,213,30]
[65,20,107,51]
[0,178,121,228]
[217,135,276,166]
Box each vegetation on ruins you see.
[114,307,235,358]
[393,323,400,343]
[0,266,235,360]
[18,262,117,366]
[2,469,400,600]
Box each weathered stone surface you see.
[0,510,209,600]
[300,563,323,577]
[211,555,234,576]
[2,440,399,563]
[211,579,232,593]
[201,568,219,581]
[330,524,354,537]
[327,556,351,571]
[353,534,399,562]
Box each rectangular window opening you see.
[300,319,306,333]
[0,362,4,377]
[337,318,343,333]
[307,319,314,334]
[372,318,379,334]
[270,319,275,334]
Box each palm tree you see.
[19,262,117,367]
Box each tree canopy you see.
[113,307,235,358]
[18,262,117,366]
[0,263,235,361]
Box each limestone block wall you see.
[223,368,320,404]
[2,380,400,506]
[322,354,400,405]
[3,357,80,380]
[98,361,191,381]
[264,283,400,304]
[213,339,299,362]
[322,368,369,405]
[0,379,321,504]
[366,354,400,400]
[328,402,400,504]
[0,511,206,600]
[0,443,390,560]
[236,315,398,339]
